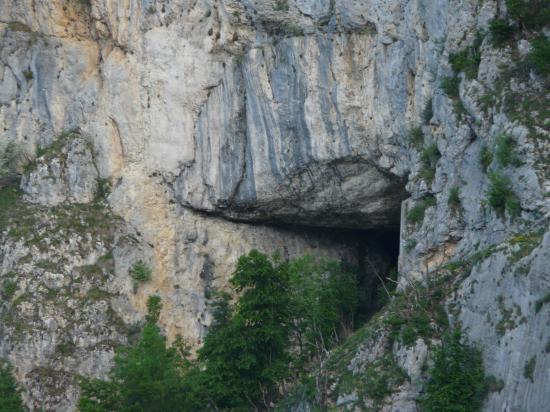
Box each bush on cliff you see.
[78,251,358,411]
[78,296,188,412]
[0,360,26,412]
[419,329,487,412]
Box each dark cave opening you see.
[270,223,401,324]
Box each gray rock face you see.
[21,135,99,206]
[0,0,549,411]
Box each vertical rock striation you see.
[0,0,548,410]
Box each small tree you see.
[196,250,293,410]
[0,360,26,412]
[78,297,188,412]
[419,329,487,412]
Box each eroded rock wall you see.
[0,0,548,411]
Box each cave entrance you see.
[272,223,401,324]
[356,229,401,323]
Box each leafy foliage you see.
[78,251,359,411]
[192,250,293,410]
[78,298,188,412]
[479,146,493,172]
[529,35,550,75]
[506,0,550,30]
[420,144,441,183]
[409,127,424,149]
[449,31,484,78]
[441,76,460,98]
[489,19,516,47]
[130,261,152,283]
[286,256,358,367]
[448,186,461,210]
[495,134,521,167]
[2,278,17,299]
[523,356,536,382]
[407,195,436,225]
[0,361,25,412]
[422,98,434,124]
[419,329,487,412]
[487,172,521,217]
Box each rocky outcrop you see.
[0,0,548,410]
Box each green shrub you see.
[479,146,493,172]
[422,98,433,124]
[529,35,550,75]
[506,0,550,30]
[523,356,536,382]
[487,172,521,217]
[489,19,516,47]
[130,261,152,283]
[409,126,424,149]
[448,187,461,209]
[2,279,17,299]
[78,297,189,412]
[441,76,460,98]
[407,195,436,225]
[146,295,162,323]
[0,360,25,412]
[420,144,441,183]
[495,134,521,167]
[419,329,487,412]
[449,50,479,79]
[363,355,408,403]
[449,31,484,79]
[22,70,33,81]
[273,0,289,11]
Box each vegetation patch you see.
[130,261,152,288]
[528,34,550,75]
[487,172,521,217]
[273,0,289,11]
[495,296,522,336]
[441,76,460,98]
[508,230,544,264]
[79,251,360,411]
[409,126,424,149]
[407,195,437,225]
[448,186,461,211]
[448,32,484,79]
[506,0,550,30]
[362,355,408,406]
[495,134,521,167]
[2,277,17,300]
[419,329,487,412]
[422,98,433,124]
[523,356,536,382]
[419,144,441,183]
[479,146,493,172]
[489,19,516,47]
[0,360,25,412]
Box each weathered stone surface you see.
[21,136,99,205]
[0,0,549,411]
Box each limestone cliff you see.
[0,0,548,411]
